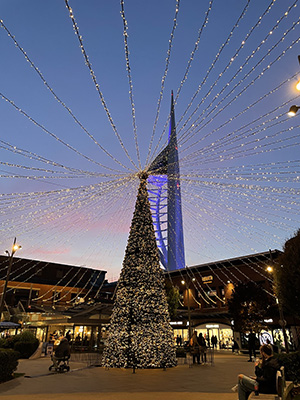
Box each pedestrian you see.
[65,330,72,343]
[198,332,207,364]
[232,344,279,399]
[232,339,240,354]
[266,338,279,354]
[206,335,210,348]
[190,331,200,364]
[247,331,257,362]
[176,334,180,346]
[211,335,218,349]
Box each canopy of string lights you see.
[1,0,299,283]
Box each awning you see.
[0,321,21,329]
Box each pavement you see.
[0,351,255,400]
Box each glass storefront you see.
[72,325,102,351]
[259,328,294,351]
[195,323,233,348]
[172,323,233,348]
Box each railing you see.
[70,350,102,367]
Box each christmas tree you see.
[102,172,177,369]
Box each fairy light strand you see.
[148,0,214,165]
[146,0,180,166]
[120,0,141,169]
[184,16,300,145]
[0,19,133,173]
[178,1,298,146]
[64,0,138,170]
[0,92,127,172]
[175,0,252,140]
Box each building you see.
[0,255,110,348]
[166,250,298,351]
[1,250,299,352]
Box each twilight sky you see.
[1,0,300,281]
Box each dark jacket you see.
[255,356,279,394]
[55,337,71,358]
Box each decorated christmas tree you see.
[102,172,177,369]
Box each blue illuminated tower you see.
[147,92,185,271]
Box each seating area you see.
[249,366,294,400]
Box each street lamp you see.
[181,273,195,342]
[0,238,21,321]
[288,105,300,116]
[267,249,289,353]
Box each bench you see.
[249,366,294,400]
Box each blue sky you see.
[1,0,300,280]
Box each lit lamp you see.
[288,105,299,117]
[0,238,22,320]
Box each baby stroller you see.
[49,353,70,373]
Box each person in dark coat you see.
[247,331,257,362]
[65,330,72,343]
[211,335,218,349]
[232,339,240,353]
[234,344,279,400]
[198,332,207,363]
[52,337,71,368]
[190,331,200,364]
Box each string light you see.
[180,74,300,154]
[178,3,299,146]
[0,19,133,173]
[1,0,299,301]
[146,0,180,166]
[174,0,251,141]
[149,0,214,164]
[120,0,141,169]
[0,92,128,172]
[64,0,138,170]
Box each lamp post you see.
[267,250,289,353]
[181,273,195,343]
[0,238,22,321]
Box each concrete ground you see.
[0,351,255,400]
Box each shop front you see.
[194,323,233,348]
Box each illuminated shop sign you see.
[202,275,213,284]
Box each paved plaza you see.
[0,351,255,400]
